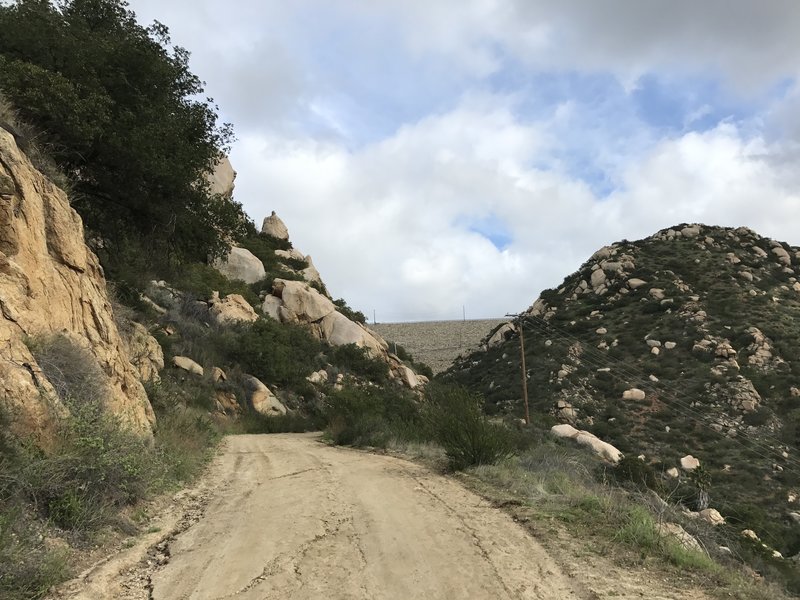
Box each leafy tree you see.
[0,0,248,275]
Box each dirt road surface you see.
[51,433,719,600]
[151,433,581,600]
[52,433,585,599]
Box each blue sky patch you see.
[465,213,514,250]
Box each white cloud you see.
[233,103,800,321]
[121,1,800,321]
[359,0,800,90]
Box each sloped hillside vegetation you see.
[444,224,800,592]
[0,0,249,280]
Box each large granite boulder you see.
[318,310,387,357]
[273,279,336,322]
[242,375,287,416]
[206,156,236,198]
[212,246,266,285]
[550,424,622,464]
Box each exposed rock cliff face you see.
[0,128,154,443]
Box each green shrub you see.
[328,344,389,383]
[0,505,70,600]
[283,256,310,271]
[612,455,664,492]
[19,399,157,530]
[324,385,421,447]
[332,298,366,324]
[18,336,217,533]
[220,318,323,389]
[235,412,323,434]
[614,505,660,550]
[146,368,216,412]
[423,384,514,471]
[239,231,291,271]
[169,263,260,307]
[151,405,219,485]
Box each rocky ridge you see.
[445,223,800,564]
[211,213,426,390]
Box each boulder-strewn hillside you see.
[208,212,428,391]
[444,223,800,564]
[0,127,154,443]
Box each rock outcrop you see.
[273,279,337,322]
[551,424,622,464]
[0,128,154,442]
[242,375,287,416]
[125,322,164,383]
[208,292,259,326]
[262,211,289,240]
[210,212,425,390]
[172,356,204,377]
[206,156,236,198]
[212,246,266,284]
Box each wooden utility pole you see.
[519,322,530,425]
[507,313,530,425]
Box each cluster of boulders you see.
[745,327,783,371]
[210,213,426,391]
[170,356,287,417]
[711,377,762,413]
[211,212,322,288]
[575,245,638,299]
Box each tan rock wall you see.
[0,129,154,443]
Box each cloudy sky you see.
[128,1,800,322]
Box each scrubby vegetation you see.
[319,379,788,598]
[0,0,248,277]
[0,336,220,600]
[324,382,518,471]
[3,1,788,597]
[443,224,800,595]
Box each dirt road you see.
[142,434,581,600]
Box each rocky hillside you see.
[206,212,428,391]
[444,223,800,570]
[0,127,154,444]
[0,114,425,445]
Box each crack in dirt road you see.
[141,434,587,599]
[49,433,720,600]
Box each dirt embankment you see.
[373,319,506,373]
